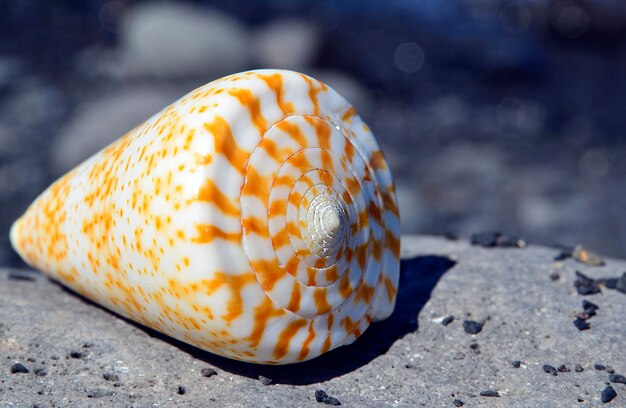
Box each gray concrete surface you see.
[1,235,624,407]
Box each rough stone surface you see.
[1,235,624,407]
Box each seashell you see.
[10,69,400,364]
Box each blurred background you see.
[1,0,625,267]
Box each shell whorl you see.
[10,69,400,364]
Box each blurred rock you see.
[1,81,66,129]
[395,183,425,233]
[0,55,22,89]
[51,87,178,174]
[119,3,249,78]
[252,19,319,70]
[0,159,46,198]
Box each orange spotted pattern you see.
[10,70,401,364]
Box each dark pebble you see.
[10,363,29,374]
[444,232,459,241]
[177,386,186,395]
[603,278,618,289]
[470,232,526,248]
[575,364,584,372]
[453,399,464,407]
[34,368,48,377]
[600,385,617,403]
[469,343,480,354]
[26,357,36,362]
[200,367,217,378]
[549,272,560,281]
[103,372,119,382]
[609,374,626,384]
[512,360,521,368]
[572,245,605,266]
[573,318,590,331]
[543,365,558,376]
[442,315,454,326]
[554,251,570,261]
[616,272,626,294]
[315,389,341,405]
[582,300,599,310]
[7,272,36,281]
[606,366,615,374]
[69,351,83,359]
[595,364,606,371]
[463,320,483,334]
[558,364,570,372]
[574,271,601,296]
[258,375,273,386]
[479,390,500,397]
[405,364,417,369]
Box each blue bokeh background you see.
[1,0,625,265]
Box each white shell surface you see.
[10,69,401,364]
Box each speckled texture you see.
[1,235,624,407]
[9,69,400,365]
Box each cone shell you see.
[10,69,400,364]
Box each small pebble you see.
[444,232,459,241]
[315,389,341,405]
[34,368,48,377]
[543,365,558,376]
[606,366,615,374]
[469,343,480,354]
[479,390,500,397]
[558,364,570,373]
[574,271,601,295]
[470,232,526,248]
[405,364,417,369]
[595,364,606,371]
[609,374,626,384]
[549,272,560,281]
[200,367,217,378]
[442,315,454,326]
[177,386,186,395]
[573,318,590,331]
[603,277,618,289]
[616,272,626,293]
[600,385,617,403]
[26,357,36,362]
[463,320,483,334]
[258,375,273,386]
[572,245,605,266]
[10,363,29,374]
[575,364,584,372]
[69,351,83,359]
[7,272,36,281]
[582,300,599,310]
[554,251,570,261]
[453,399,464,407]
[512,360,521,368]
[103,372,119,382]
